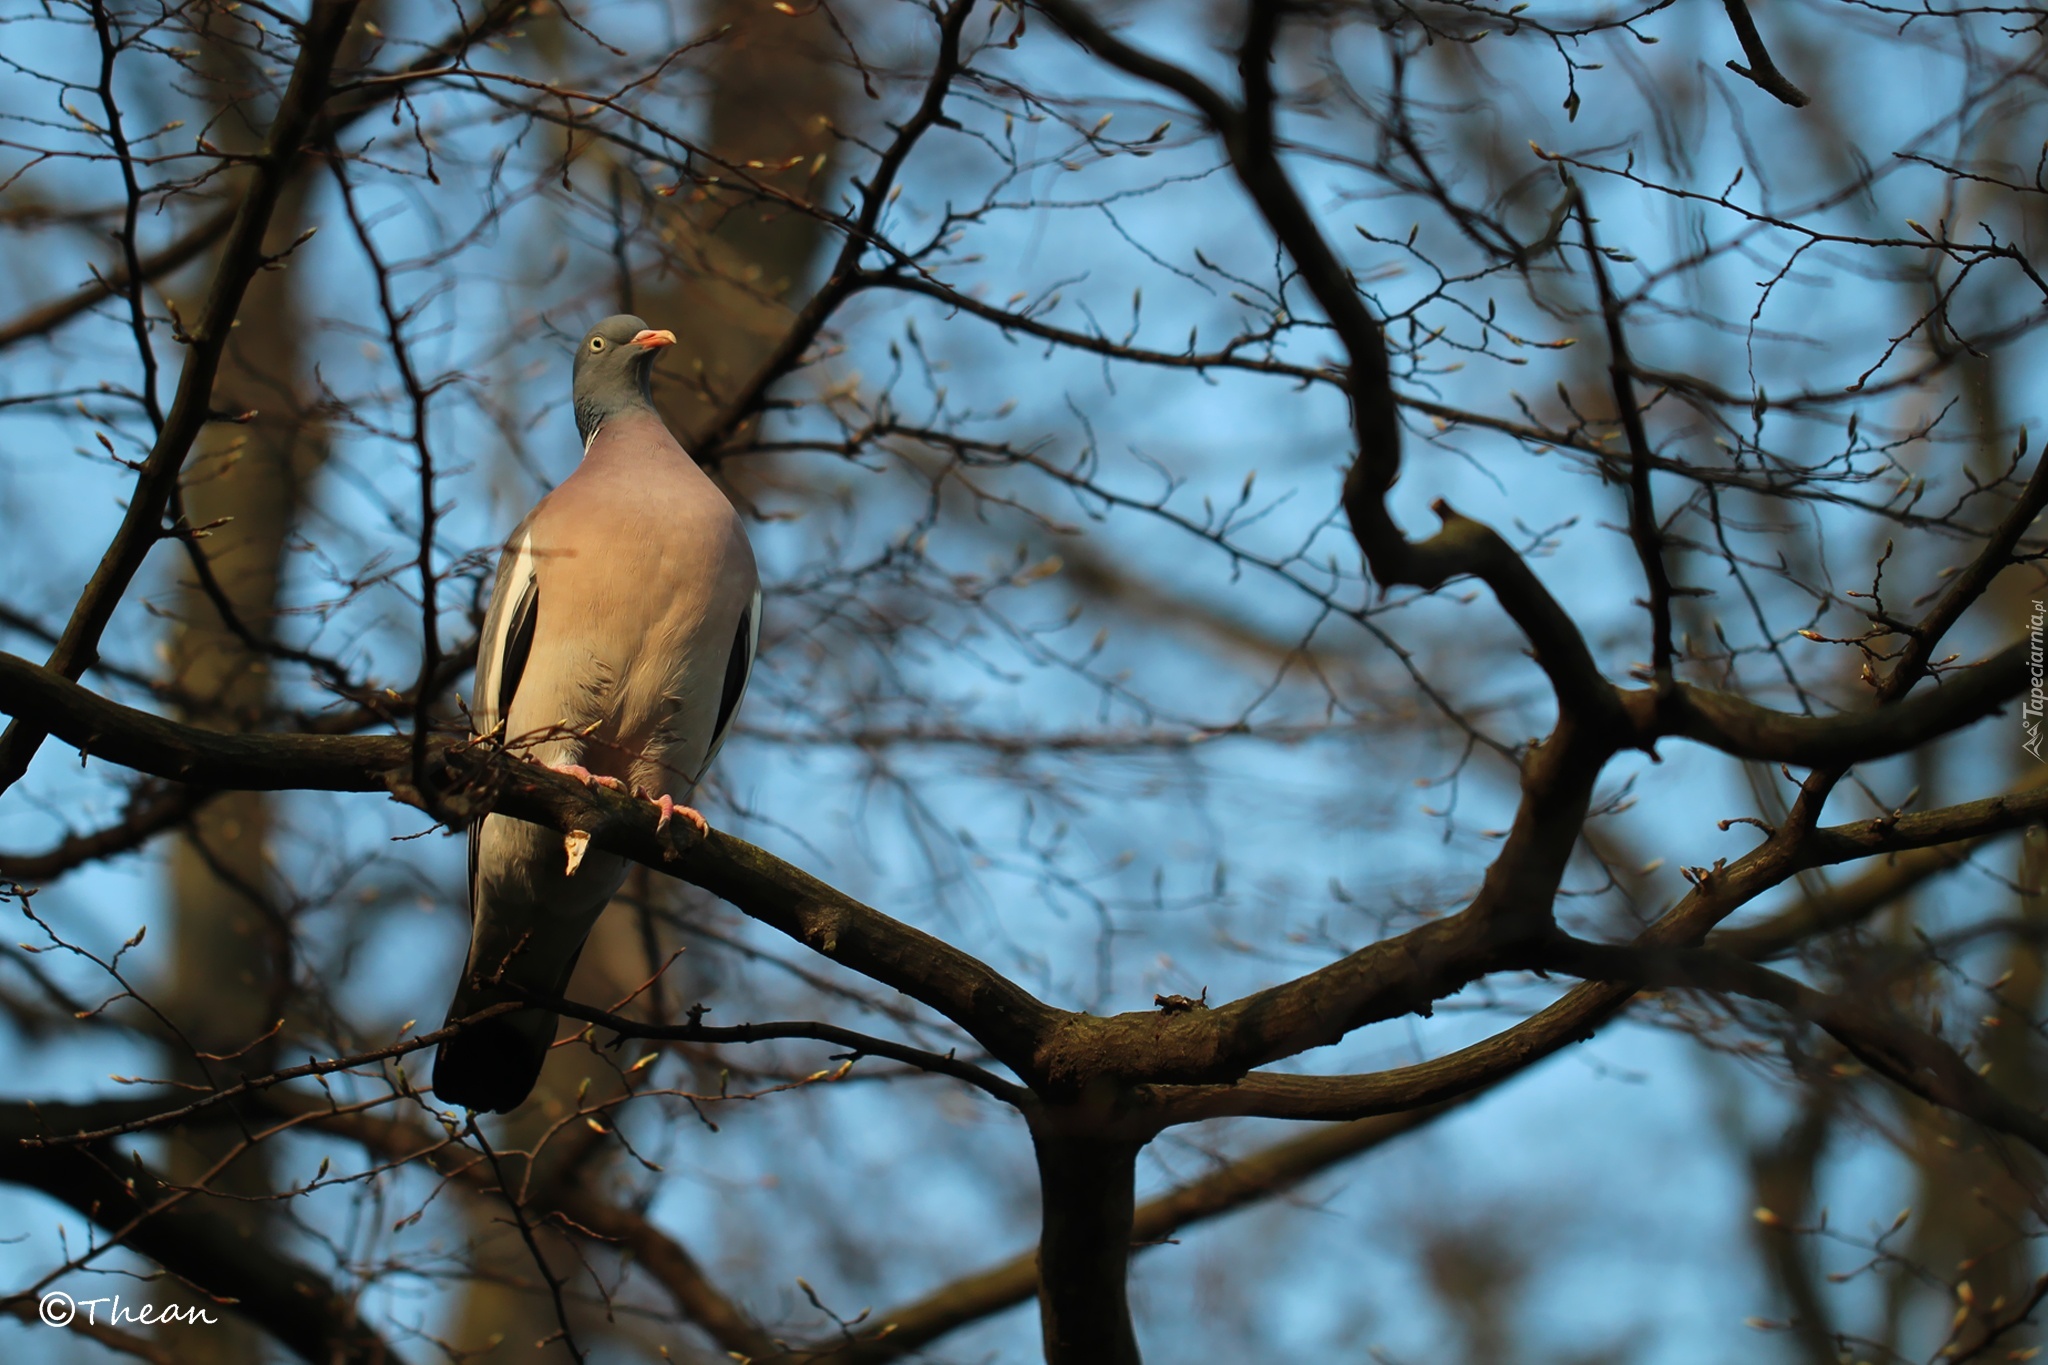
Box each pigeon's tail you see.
[432,942,584,1114]
[432,984,555,1114]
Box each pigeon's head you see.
[572,313,676,445]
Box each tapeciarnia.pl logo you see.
[2026,599,2046,762]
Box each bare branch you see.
[0,0,363,793]
[1720,0,1812,108]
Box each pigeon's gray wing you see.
[696,586,761,786]
[435,512,563,1114]
[463,509,542,996]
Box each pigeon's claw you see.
[545,762,625,791]
[647,792,708,838]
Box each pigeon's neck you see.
[575,393,657,450]
[578,407,683,464]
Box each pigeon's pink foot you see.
[545,761,624,791]
[649,793,708,838]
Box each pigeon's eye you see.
[589,337,606,352]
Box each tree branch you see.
[1575,185,1675,681]
[1030,1131,1141,1365]
[1146,774,2048,1125]
[1638,638,2025,764]
[0,0,530,356]
[1720,0,1812,108]
[0,1138,400,1363]
[0,648,1065,1080]
[688,0,978,460]
[0,0,362,794]
[1538,935,2048,1153]
[504,985,1032,1106]
[1034,0,1620,725]
[10,641,2034,1108]
[783,1100,1468,1363]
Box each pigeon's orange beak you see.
[630,329,677,350]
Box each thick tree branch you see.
[1638,638,2024,764]
[1025,491,1787,1103]
[1030,1132,1141,1365]
[8,644,2036,1107]
[1147,774,2048,1125]
[0,641,477,885]
[0,649,1063,1080]
[1031,733,1607,1093]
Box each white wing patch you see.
[474,527,538,736]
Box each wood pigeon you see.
[432,314,761,1114]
